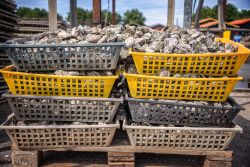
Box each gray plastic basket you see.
[1,115,119,150]
[127,97,243,127]
[123,120,242,151]
[3,93,122,123]
[0,42,125,71]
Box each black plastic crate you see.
[127,97,243,127]
[0,42,124,71]
[3,93,122,123]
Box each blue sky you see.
[16,0,250,26]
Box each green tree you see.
[101,9,122,24]
[17,7,63,20]
[198,6,217,20]
[212,3,239,22]
[67,8,92,24]
[192,3,250,22]
[67,8,122,25]
[239,9,250,19]
[123,9,146,25]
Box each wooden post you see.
[70,0,78,27]
[167,0,175,26]
[111,0,116,24]
[218,0,226,29]
[93,0,101,24]
[48,0,57,31]
[223,0,227,20]
[183,0,193,29]
[194,0,204,28]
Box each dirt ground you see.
[0,91,249,167]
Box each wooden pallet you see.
[14,19,68,38]
[0,0,17,43]
[11,138,233,167]
[0,1,16,11]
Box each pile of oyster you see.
[54,70,113,76]
[129,98,231,127]
[22,25,237,54]
[127,64,227,78]
[32,70,114,76]
[139,99,231,109]
[14,120,107,126]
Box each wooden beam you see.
[194,0,204,28]
[198,27,250,32]
[111,0,116,24]
[48,0,57,31]
[70,0,78,27]
[92,0,101,24]
[167,0,175,26]
[218,0,226,29]
[183,0,193,29]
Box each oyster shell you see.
[54,70,79,76]
[158,69,170,77]
[86,34,102,43]
[57,30,71,39]
[21,24,237,54]
[125,37,135,48]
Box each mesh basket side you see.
[125,73,241,101]
[132,53,246,76]
[131,38,250,76]
[5,44,123,71]
[2,71,117,97]
[6,96,121,122]
[128,100,240,127]
[7,126,117,149]
[125,127,238,150]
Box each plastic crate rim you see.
[124,73,243,81]
[125,97,243,111]
[0,65,119,79]
[0,115,120,130]
[2,92,123,102]
[129,38,250,56]
[0,42,125,48]
[122,119,242,132]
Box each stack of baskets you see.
[124,38,250,151]
[0,42,124,149]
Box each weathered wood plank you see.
[203,159,232,167]
[16,142,233,158]
[108,152,134,162]
[108,161,134,167]
[12,150,43,167]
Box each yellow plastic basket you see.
[124,73,242,102]
[130,38,250,76]
[0,65,118,97]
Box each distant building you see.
[199,18,217,25]
[150,24,165,31]
[199,20,239,28]
[229,18,250,29]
